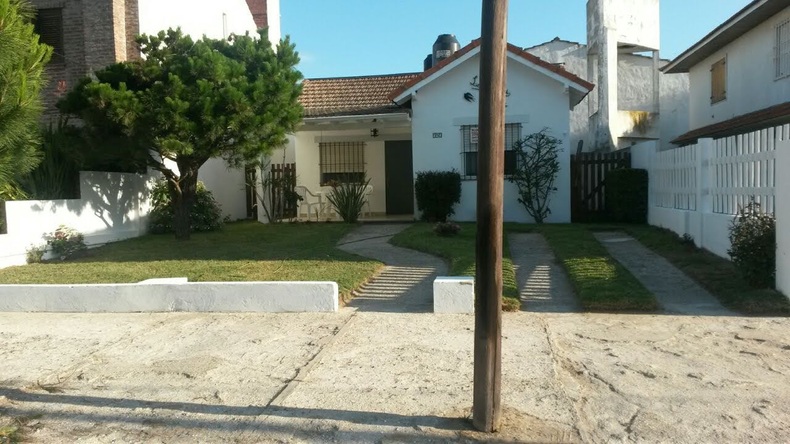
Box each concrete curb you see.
[0,281,338,313]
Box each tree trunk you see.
[171,167,199,241]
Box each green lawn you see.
[623,225,790,315]
[526,224,660,312]
[0,222,381,302]
[390,223,521,311]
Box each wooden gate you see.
[270,163,297,220]
[570,151,631,222]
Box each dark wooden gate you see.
[270,163,297,220]
[570,151,631,222]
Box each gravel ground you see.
[1,311,788,443]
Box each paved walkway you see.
[508,233,579,313]
[336,224,447,313]
[594,231,738,316]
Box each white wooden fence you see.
[632,124,790,295]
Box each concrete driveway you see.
[1,310,788,443]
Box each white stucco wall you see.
[291,128,410,215]
[410,52,573,223]
[138,0,257,39]
[198,158,248,221]
[527,40,689,151]
[686,6,790,130]
[587,0,660,51]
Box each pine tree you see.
[0,0,52,199]
[60,28,303,240]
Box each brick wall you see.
[29,0,139,118]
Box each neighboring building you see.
[663,0,790,145]
[523,0,689,152]
[526,37,689,152]
[281,38,593,223]
[29,0,140,118]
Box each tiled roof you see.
[388,39,594,101]
[671,101,790,145]
[300,73,420,118]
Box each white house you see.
[282,38,593,223]
[662,0,790,144]
[631,0,790,294]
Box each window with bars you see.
[319,142,365,184]
[34,8,64,64]
[776,18,790,79]
[710,57,726,104]
[460,123,521,179]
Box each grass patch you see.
[536,224,659,312]
[0,222,381,302]
[390,223,521,311]
[0,425,22,444]
[624,225,790,315]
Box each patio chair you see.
[294,186,324,221]
[362,185,373,217]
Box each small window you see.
[710,57,726,104]
[319,142,365,184]
[34,8,65,64]
[776,18,790,79]
[460,123,521,179]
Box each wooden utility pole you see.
[473,0,508,433]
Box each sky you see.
[280,0,752,79]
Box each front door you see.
[384,140,414,215]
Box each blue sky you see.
[280,0,750,79]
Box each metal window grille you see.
[776,19,790,79]
[34,8,65,64]
[710,58,726,103]
[460,123,522,179]
[319,142,365,184]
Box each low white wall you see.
[648,206,733,259]
[0,281,338,313]
[0,171,158,269]
[198,158,248,221]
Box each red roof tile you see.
[300,73,420,118]
[672,101,790,145]
[388,39,594,101]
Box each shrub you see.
[148,180,223,234]
[326,177,371,223]
[26,244,46,264]
[509,129,561,224]
[605,168,648,223]
[433,221,461,237]
[728,199,775,288]
[45,225,86,260]
[414,170,461,222]
[502,296,521,312]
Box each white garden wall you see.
[0,170,158,269]
[632,124,790,295]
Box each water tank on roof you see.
[432,34,460,67]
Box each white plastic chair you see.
[362,185,373,217]
[294,186,324,221]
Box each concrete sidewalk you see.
[1,311,788,443]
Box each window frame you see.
[318,141,366,185]
[775,18,790,80]
[33,7,65,65]
[710,57,727,104]
[460,123,522,179]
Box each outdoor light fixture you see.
[370,128,379,138]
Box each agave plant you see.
[326,176,371,223]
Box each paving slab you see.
[594,231,738,316]
[508,233,579,312]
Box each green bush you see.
[728,200,775,288]
[25,243,46,264]
[433,221,461,237]
[415,170,461,222]
[148,180,223,234]
[326,177,371,223]
[605,168,648,223]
